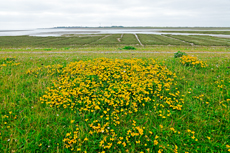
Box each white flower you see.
[57,114,59,116]
[8,139,10,141]
[107,127,110,129]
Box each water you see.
[0,28,230,38]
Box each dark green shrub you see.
[123,46,136,50]
[44,48,52,51]
[64,47,70,50]
[174,51,187,58]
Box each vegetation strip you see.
[160,31,230,35]
[1,34,229,48]
[1,51,230,54]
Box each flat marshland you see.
[0,33,230,152]
[0,33,230,48]
[161,31,230,35]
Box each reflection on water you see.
[0,28,230,38]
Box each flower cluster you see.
[39,58,184,152]
[180,55,207,68]
[26,64,63,77]
[0,57,20,69]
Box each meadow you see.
[0,34,230,49]
[164,35,230,46]
[0,34,230,152]
[160,31,230,35]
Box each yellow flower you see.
[154,140,158,145]
[84,137,88,141]
[117,141,122,144]
[122,142,126,147]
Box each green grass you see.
[1,46,230,53]
[91,34,121,45]
[137,34,190,45]
[165,35,230,46]
[0,34,230,49]
[0,51,229,152]
[161,31,230,35]
[120,34,139,45]
[0,35,104,48]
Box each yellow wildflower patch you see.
[180,55,207,68]
[0,56,20,69]
[38,58,185,152]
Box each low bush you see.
[174,51,187,58]
[123,46,136,50]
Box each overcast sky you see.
[0,0,229,30]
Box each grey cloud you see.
[0,0,229,29]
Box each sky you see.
[0,0,229,30]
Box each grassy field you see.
[165,35,230,46]
[91,34,121,45]
[161,31,230,35]
[1,46,230,54]
[0,34,230,49]
[0,33,230,152]
[90,34,139,46]
[0,50,229,152]
[0,35,104,48]
[137,34,190,46]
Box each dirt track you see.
[0,51,229,54]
